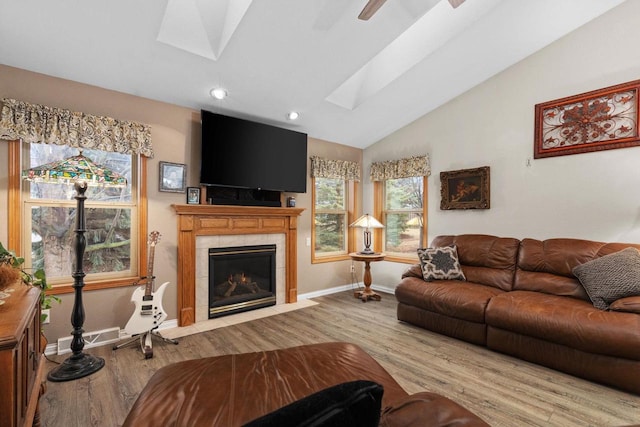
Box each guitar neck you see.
[144,245,156,296]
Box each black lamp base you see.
[47,353,105,382]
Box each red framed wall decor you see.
[534,79,640,158]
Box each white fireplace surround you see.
[195,234,286,323]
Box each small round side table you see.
[349,252,386,302]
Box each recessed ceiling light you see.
[287,111,299,120]
[210,88,227,100]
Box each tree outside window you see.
[313,177,348,257]
[24,143,138,284]
[383,177,425,256]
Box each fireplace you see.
[209,244,276,318]
[173,204,304,326]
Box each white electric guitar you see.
[125,231,169,336]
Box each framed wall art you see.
[440,166,490,210]
[534,79,640,159]
[159,161,187,193]
[186,187,200,204]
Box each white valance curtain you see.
[370,155,430,181]
[0,98,153,157]
[310,155,361,182]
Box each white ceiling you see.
[0,0,625,148]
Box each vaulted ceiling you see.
[0,0,625,148]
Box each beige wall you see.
[363,0,640,286]
[0,65,360,342]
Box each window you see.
[371,155,430,262]
[9,141,147,293]
[310,156,360,263]
[313,177,350,260]
[23,143,138,285]
[381,177,426,259]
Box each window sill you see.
[48,276,140,295]
[381,254,419,265]
[312,253,351,264]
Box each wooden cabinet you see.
[0,284,44,427]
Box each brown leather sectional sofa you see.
[396,234,640,395]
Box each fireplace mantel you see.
[173,204,304,326]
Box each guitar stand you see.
[113,329,178,359]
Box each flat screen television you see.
[200,110,307,194]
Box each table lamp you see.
[350,214,384,254]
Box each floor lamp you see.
[23,151,127,381]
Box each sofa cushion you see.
[485,291,640,360]
[431,235,519,291]
[244,380,383,427]
[514,238,640,300]
[417,245,466,281]
[572,247,640,310]
[395,277,503,323]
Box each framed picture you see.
[534,79,640,159]
[186,187,200,204]
[440,166,490,210]
[159,161,187,193]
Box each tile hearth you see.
[161,299,318,339]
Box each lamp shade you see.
[22,152,127,187]
[350,214,384,229]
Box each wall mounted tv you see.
[200,110,308,196]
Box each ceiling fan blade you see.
[448,0,466,8]
[358,0,387,20]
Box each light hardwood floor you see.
[39,291,640,426]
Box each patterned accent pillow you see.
[572,247,640,310]
[417,245,466,281]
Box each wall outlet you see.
[41,309,50,324]
[306,237,311,247]
[350,263,355,273]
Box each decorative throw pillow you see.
[572,247,640,310]
[417,245,466,281]
[242,380,384,427]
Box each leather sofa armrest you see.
[609,296,640,314]
[401,264,423,280]
[380,392,489,427]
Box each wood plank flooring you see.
[39,291,640,426]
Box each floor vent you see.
[56,327,121,355]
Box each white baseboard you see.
[46,320,180,356]
[298,283,394,300]
[371,284,395,295]
[56,327,121,355]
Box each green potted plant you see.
[0,241,60,323]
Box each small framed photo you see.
[440,166,490,210]
[186,187,200,204]
[159,161,186,193]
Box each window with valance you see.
[310,156,360,262]
[371,155,429,261]
[1,98,153,291]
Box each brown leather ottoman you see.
[123,342,487,426]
